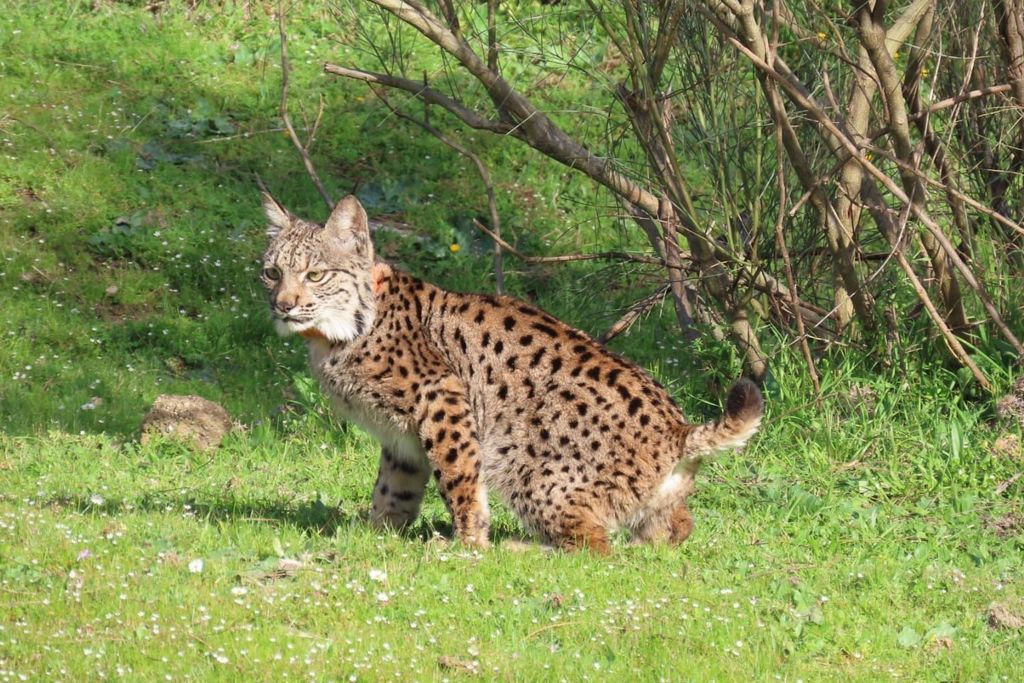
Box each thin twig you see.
[324,63,513,135]
[366,87,507,293]
[704,11,1002,386]
[279,4,333,209]
[195,127,294,143]
[526,620,585,640]
[597,283,672,344]
[995,472,1022,496]
[472,219,666,266]
[909,83,1013,120]
[767,49,820,394]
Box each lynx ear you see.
[262,192,291,238]
[324,195,372,257]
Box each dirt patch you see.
[989,433,1022,461]
[18,266,55,287]
[996,377,1024,429]
[838,384,878,414]
[987,602,1024,630]
[986,512,1023,538]
[16,187,42,205]
[140,394,232,452]
[437,656,479,675]
[94,300,155,323]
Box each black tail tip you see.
[726,378,764,421]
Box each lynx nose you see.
[273,295,298,315]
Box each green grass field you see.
[1,3,1022,680]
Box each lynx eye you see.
[306,270,325,282]
[262,266,281,281]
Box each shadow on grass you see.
[46,492,357,535]
[40,491,527,545]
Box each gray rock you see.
[141,394,232,452]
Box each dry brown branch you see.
[323,64,514,134]
[768,77,820,394]
[995,0,1024,109]
[704,8,1016,379]
[332,0,771,378]
[735,1,872,331]
[597,284,672,344]
[487,0,499,74]
[908,84,1013,119]
[471,219,666,267]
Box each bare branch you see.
[472,219,666,266]
[597,284,672,344]
[367,88,507,295]
[908,84,1013,120]
[278,4,332,209]
[323,64,513,134]
[769,79,820,395]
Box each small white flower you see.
[230,586,248,596]
[188,559,204,574]
[369,568,387,583]
[375,592,389,604]
[465,584,474,594]
[89,494,105,506]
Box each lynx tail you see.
[680,378,763,462]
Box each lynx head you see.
[260,193,376,343]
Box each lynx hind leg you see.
[553,514,611,554]
[629,470,697,545]
[538,500,611,554]
[370,449,431,530]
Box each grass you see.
[1,2,1022,681]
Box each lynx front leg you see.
[370,449,431,530]
[417,388,490,547]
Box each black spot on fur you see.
[532,322,558,337]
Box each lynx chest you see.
[307,337,425,464]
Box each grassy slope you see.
[1,3,1022,681]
